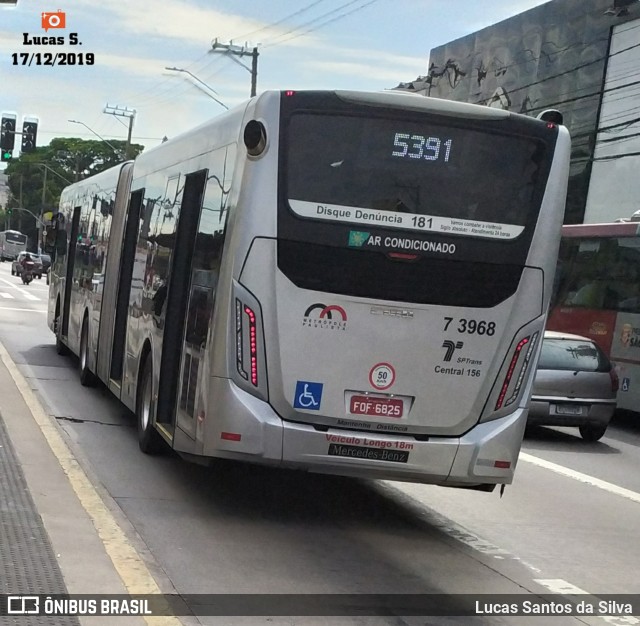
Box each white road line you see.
[0,307,47,313]
[0,277,40,301]
[520,452,640,505]
[535,579,640,624]
[0,293,14,299]
[385,482,636,624]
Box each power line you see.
[263,0,381,48]
[230,0,331,41]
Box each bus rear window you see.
[6,232,27,244]
[285,113,547,230]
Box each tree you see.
[3,138,144,242]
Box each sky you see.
[0,0,551,163]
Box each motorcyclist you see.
[20,253,34,280]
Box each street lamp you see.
[67,119,126,160]
[164,67,229,110]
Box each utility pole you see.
[39,166,47,253]
[209,39,259,97]
[103,104,136,159]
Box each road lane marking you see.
[0,340,181,626]
[520,452,640,505]
[380,481,542,571]
[385,482,635,623]
[535,580,640,624]
[0,307,46,313]
[0,292,14,299]
[0,277,40,301]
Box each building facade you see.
[410,0,640,224]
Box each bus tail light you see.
[495,331,539,410]
[236,299,259,387]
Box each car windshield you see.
[538,338,609,372]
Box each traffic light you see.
[21,119,38,153]
[1,114,17,162]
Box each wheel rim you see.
[141,373,151,431]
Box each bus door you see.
[109,184,142,388]
[176,278,215,439]
[155,170,208,438]
[174,150,234,441]
[61,207,81,339]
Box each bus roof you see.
[561,222,640,238]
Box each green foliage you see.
[3,137,144,238]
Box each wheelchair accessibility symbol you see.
[294,381,323,410]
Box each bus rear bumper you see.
[281,409,527,486]
[201,378,527,486]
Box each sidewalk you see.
[0,341,176,626]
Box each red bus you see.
[548,220,640,412]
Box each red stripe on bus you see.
[609,357,640,365]
[561,222,640,238]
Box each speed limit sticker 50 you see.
[369,362,396,390]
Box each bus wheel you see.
[579,424,607,442]
[137,359,165,454]
[79,319,96,387]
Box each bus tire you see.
[136,359,165,454]
[79,319,97,387]
[55,305,69,356]
[579,424,607,442]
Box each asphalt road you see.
[1,260,639,626]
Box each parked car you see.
[40,253,51,272]
[11,252,44,279]
[528,331,618,441]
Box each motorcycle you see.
[21,261,35,285]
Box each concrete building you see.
[398,0,640,224]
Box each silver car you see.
[528,331,618,441]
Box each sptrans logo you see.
[303,303,347,331]
[442,340,464,362]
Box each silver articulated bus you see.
[48,90,570,490]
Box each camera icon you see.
[41,9,66,31]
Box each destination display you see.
[286,112,546,238]
[288,200,525,240]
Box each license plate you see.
[555,404,584,416]
[350,396,403,418]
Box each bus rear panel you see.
[207,91,570,487]
[0,230,28,261]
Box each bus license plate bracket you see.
[554,404,584,416]
[349,395,404,418]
